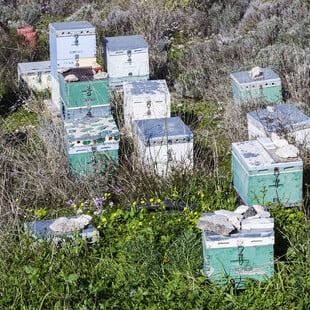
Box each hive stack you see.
[49,21,97,109]
[48,21,120,177]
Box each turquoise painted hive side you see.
[59,67,110,108]
[232,138,303,206]
[230,67,282,105]
[202,229,274,289]
[64,116,119,177]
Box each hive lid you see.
[49,21,95,31]
[24,217,98,240]
[203,228,274,240]
[247,104,310,133]
[104,35,148,51]
[230,67,280,86]
[232,138,302,170]
[134,117,193,145]
[123,79,169,96]
[18,60,51,73]
[64,116,119,142]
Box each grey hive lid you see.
[134,117,193,145]
[248,104,310,132]
[49,21,95,31]
[123,79,168,96]
[24,218,97,240]
[230,67,280,85]
[103,35,148,51]
[18,60,51,73]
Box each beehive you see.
[17,61,51,92]
[123,79,171,132]
[230,67,282,105]
[58,67,110,108]
[24,217,99,243]
[202,228,274,288]
[247,104,310,146]
[232,138,303,207]
[49,21,96,78]
[133,117,194,176]
[64,116,119,177]
[103,35,149,88]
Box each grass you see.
[0,95,309,309]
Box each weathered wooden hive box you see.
[103,35,149,88]
[24,217,99,243]
[202,228,274,288]
[17,61,51,92]
[64,116,119,177]
[230,67,282,105]
[133,117,193,176]
[49,21,96,78]
[247,104,310,146]
[123,79,171,132]
[58,67,110,119]
[232,138,303,207]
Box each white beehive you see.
[133,117,194,176]
[103,35,149,88]
[49,21,96,79]
[247,104,310,146]
[17,61,51,92]
[123,80,171,132]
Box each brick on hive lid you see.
[249,66,264,80]
[64,74,79,82]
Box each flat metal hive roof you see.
[49,21,95,31]
[123,79,168,96]
[134,116,193,144]
[103,35,148,51]
[248,104,310,132]
[230,67,280,85]
[18,60,51,73]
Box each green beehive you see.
[232,138,303,207]
[59,67,110,108]
[230,67,282,105]
[64,116,119,177]
[202,229,274,289]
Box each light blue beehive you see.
[103,35,149,88]
[202,228,274,289]
[17,60,51,93]
[49,21,96,79]
[232,138,303,207]
[133,117,193,176]
[230,67,282,105]
[247,104,310,146]
[64,116,120,177]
